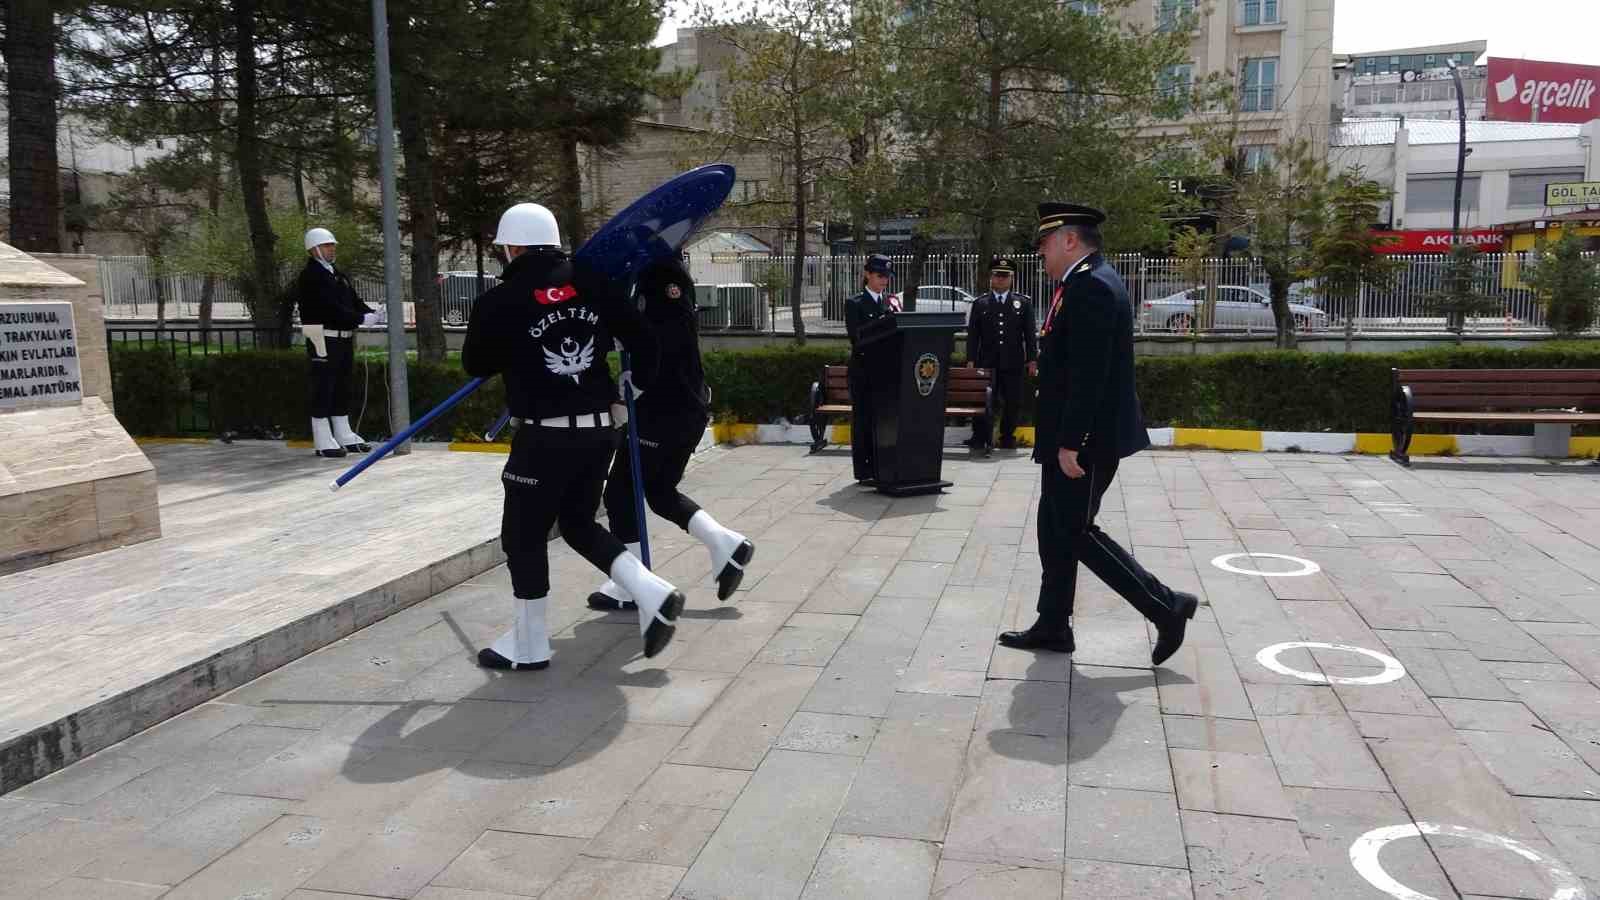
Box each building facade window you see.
[1066,0,1101,12]
[1240,0,1278,25]
[1160,63,1194,104]
[1405,175,1482,214]
[1508,169,1586,207]
[1157,0,1195,30]
[1240,57,1278,111]
[1240,145,1274,172]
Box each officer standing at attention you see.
[844,254,899,483]
[298,227,378,458]
[998,203,1198,666]
[965,255,1037,450]
[462,202,686,671]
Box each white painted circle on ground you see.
[1256,641,1406,685]
[1350,821,1588,900]
[1211,552,1321,577]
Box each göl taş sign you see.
[1486,57,1600,124]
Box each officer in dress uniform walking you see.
[587,258,756,611]
[965,255,1037,451]
[844,254,900,483]
[462,202,686,671]
[998,203,1197,666]
[298,227,378,458]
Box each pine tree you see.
[1422,242,1500,342]
[1526,230,1600,338]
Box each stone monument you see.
[0,241,160,574]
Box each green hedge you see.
[110,341,1600,439]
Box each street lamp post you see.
[1446,59,1468,240]
[371,0,412,453]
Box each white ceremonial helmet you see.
[304,227,337,251]
[493,203,561,249]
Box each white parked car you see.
[1143,285,1328,332]
[911,285,978,312]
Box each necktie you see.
[1041,283,1064,335]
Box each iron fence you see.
[99,251,1593,337]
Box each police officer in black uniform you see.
[844,254,899,483]
[297,227,377,458]
[965,255,1037,451]
[588,258,755,611]
[998,203,1197,666]
[462,202,686,671]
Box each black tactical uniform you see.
[592,259,755,611]
[461,248,661,606]
[844,254,898,482]
[999,203,1197,666]
[297,257,373,424]
[966,256,1037,449]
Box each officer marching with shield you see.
[965,255,1037,451]
[298,227,378,458]
[587,258,755,612]
[462,203,686,671]
[844,254,900,483]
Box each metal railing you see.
[99,251,1593,337]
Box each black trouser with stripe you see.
[502,423,623,599]
[848,360,875,480]
[1036,456,1179,630]
[972,367,1024,445]
[603,415,704,544]
[307,334,355,417]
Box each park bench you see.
[809,364,995,454]
[1389,367,1600,466]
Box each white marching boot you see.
[330,415,371,453]
[689,510,755,601]
[479,596,552,671]
[609,551,685,658]
[588,542,639,612]
[311,417,345,459]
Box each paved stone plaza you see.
[4,443,1600,899]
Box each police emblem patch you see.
[914,353,940,397]
[1013,299,1021,310]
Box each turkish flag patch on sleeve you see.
[535,285,578,305]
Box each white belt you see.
[323,329,354,338]
[539,412,611,428]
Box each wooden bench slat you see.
[1396,369,1600,382]
[1414,412,1600,423]
[1412,397,1600,411]
[1409,382,1600,395]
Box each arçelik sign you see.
[1486,57,1600,124]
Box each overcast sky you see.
[658,0,1600,66]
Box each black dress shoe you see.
[643,590,687,658]
[1152,592,1200,666]
[315,447,348,459]
[476,648,550,671]
[588,591,637,612]
[715,539,756,601]
[997,626,1075,654]
[343,442,372,454]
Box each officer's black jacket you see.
[462,249,658,421]
[1032,253,1150,463]
[296,258,372,330]
[966,291,1037,370]
[633,260,709,430]
[844,289,892,361]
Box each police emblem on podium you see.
[915,353,940,397]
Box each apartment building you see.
[1334,41,1489,122]
[1137,0,1335,165]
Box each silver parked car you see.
[1143,285,1327,332]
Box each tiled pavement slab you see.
[5,446,1600,898]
